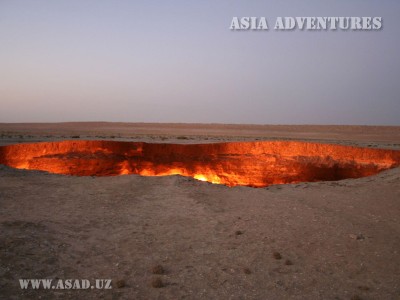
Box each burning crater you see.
[0,140,399,187]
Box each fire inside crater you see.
[0,140,399,188]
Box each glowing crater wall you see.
[0,140,399,187]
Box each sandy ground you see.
[1,122,400,148]
[0,123,400,300]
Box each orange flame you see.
[0,140,399,188]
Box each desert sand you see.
[0,123,400,300]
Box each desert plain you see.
[0,122,400,300]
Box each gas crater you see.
[0,140,399,188]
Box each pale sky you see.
[1,0,399,125]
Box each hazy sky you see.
[1,0,399,125]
